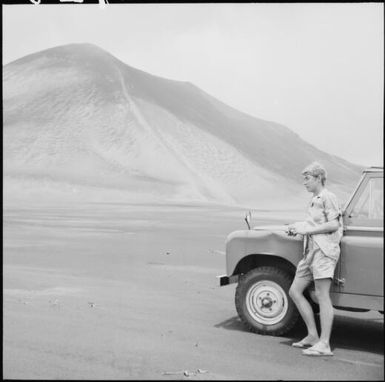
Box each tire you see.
[235,266,299,336]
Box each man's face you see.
[303,173,320,193]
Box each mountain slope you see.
[3,43,362,206]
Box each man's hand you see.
[286,223,308,236]
[286,225,297,236]
[287,219,339,236]
[292,226,308,236]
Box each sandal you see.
[292,340,315,348]
[302,348,334,356]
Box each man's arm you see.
[294,219,339,236]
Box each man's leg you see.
[310,278,333,351]
[289,276,319,344]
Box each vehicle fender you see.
[225,230,303,276]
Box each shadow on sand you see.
[214,316,248,332]
[215,313,384,355]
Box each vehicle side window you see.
[350,177,383,222]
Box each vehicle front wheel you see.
[235,266,299,336]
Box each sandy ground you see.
[3,201,384,380]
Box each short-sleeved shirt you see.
[303,188,343,261]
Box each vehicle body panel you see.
[329,292,383,311]
[339,229,383,296]
[338,168,384,299]
[225,228,302,277]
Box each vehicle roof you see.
[363,166,383,173]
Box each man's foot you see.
[292,334,319,348]
[302,341,333,356]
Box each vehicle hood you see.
[251,224,289,232]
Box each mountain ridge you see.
[3,43,363,206]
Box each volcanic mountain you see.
[3,43,362,206]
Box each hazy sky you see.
[3,3,383,167]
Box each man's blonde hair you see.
[302,162,327,186]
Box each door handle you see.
[334,278,345,286]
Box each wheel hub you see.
[261,296,273,309]
[245,280,289,325]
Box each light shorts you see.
[295,240,338,281]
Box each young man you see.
[288,162,343,356]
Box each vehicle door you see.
[339,172,383,296]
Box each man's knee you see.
[314,286,331,303]
[289,285,301,300]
